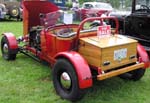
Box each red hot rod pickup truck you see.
[1,0,149,102]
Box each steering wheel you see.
[57,28,71,36]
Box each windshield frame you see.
[135,0,150,10]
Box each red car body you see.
[1,0,149,102]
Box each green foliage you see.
[125,0,132,7]
[109,0,120,8]
[65,2,72,8]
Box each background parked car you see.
[109,0,150,59]
[76,2,113,20]
[0,0,22,20]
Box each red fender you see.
[55,51,93,89]
[137,43,150,68]
[2,32,18,49]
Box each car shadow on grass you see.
[0,18,22,22]
[77,76,147,103]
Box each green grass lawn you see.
[0,21,150,103]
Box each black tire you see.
[52,58,86,102]
[1,36,17,60]
[9,6,20,18]
[119,68,145,81]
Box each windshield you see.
[95,3,113,10]
[136,0,150,10]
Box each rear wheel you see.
[52,58,86,102]
[119,68,145,81]
[1,36,17,60]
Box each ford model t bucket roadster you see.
[1,0,149,102]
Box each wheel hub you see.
[3,43,9,54]
[12,9,18,16]
[60,72,71,89]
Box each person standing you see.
[0,3,6,19]
[72,0,79,20]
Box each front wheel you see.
[1,36,17,60]
[52,58,86,102]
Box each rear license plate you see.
[114,48,127,60]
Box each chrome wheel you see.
[2,43,9,59]
[3,43,9,55]
[12,9,19,17]
[60,72,72,89]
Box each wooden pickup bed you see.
[79,35,138,71]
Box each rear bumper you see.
[97,62,144,80]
